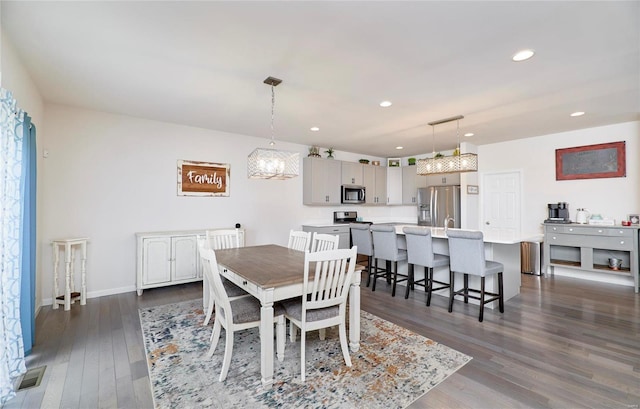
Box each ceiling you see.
[2,1,639,158]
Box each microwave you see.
[342,185,366,204]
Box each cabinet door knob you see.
[552,236,556,240]
[569,228,573,232]
[620,241,625,245]
[598,230,603,233]
[243,280,248,285]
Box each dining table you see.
[214,244,362,387]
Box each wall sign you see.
[555,141,626,181]
[177,160,230,196]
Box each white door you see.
[142,237,171,285]
[482,171,521,241]
[172,235,198,281]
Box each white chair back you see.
[310,233,340,252]
[206,228,241,250]
[288,230,312,251]
[302,246,357,319]
[198,242,232,326]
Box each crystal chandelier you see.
[417,115,478,175]
[247,77,300,179]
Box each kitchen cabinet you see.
[136,228,245,295]
[543,224,639,293]
[386,167,403,205]
[363,164,387,205]
[426,173,460,187]
[302,225,350,249]
[402,165,428,205]
[303,157,342,205]
[341,161,363,185]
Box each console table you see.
[543,224,640,293]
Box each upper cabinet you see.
[341,162,363,185]
[425,173,461,187]
[402,166,428,205]
[303,157,342,205]
[386,167,403,205]
[363,165,387,205]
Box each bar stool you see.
[349,223,376,287]
[446,229,504,322]
[403,227,451,304]
[370,225,408,297]
[52,237,89,311]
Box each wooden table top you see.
[215,244,308,288]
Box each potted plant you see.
[434,152,444,158]
[407,157,416,166]
[325,147,335,159]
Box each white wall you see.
[477,121,639,237]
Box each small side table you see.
[52,237,89,310]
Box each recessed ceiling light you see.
[395,146,403,150]
[310,126,320,131]
[464,132,474,137]
[570,111,585,117]
[512,49,535,62]
[379,101,392,108]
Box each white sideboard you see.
[543,224,639,293]
[136,228,245,295]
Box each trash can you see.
[520,241,536,274]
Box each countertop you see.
[392,224,543,245]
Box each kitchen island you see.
[389,225,542,308]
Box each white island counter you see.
[388,225,542,308]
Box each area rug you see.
[139,299,471,409]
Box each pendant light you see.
[416,115,478,175]
[247,76,300,179]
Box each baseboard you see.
[42,285,137,306]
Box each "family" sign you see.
[177,160,230,196]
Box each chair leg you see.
[289,321,297,342]
[448,270,455,313]
[479,276,485,322]
[386,260,392,284]
[276,317,285,362]
[463,274,469,304]
[405,263,414,299]
[338,322,352,367]
[426,267,433,306]
[391,261,398,297]
[300,330,306,382]
[366,256,372,287]
[498,272,505,313]
[203,295,214,326]
[219,327,234,381]
[208,319,222,357]
[372,258,378,292]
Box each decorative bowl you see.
[359,159,370,164]
[371,160,380,166]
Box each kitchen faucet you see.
[444,217,455,231]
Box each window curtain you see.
[0,88,28,404]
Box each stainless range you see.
[333,211,372,225]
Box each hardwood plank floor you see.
[4,274,639,408]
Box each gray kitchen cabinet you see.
[363,164,387,205]
[303,157,342,205]
[302,225,350,249]
[543,224,639,292]
[386,167,403,205]
[426,172,460,187]
[341,161,363,185]
[402,165,428,205]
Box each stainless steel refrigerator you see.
[417,185,461,228]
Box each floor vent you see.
[17,366,46,391]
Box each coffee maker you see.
[545,202,571,223]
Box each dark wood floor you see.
[5,274,639,408]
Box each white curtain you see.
[0,88,27,403]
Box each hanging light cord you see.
[270,83,276,146]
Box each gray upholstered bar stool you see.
[446,229,504,322]
[349,223,375,287]
[403,226,451,304]
[370,225,408,297]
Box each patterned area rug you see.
[139,299,471,409]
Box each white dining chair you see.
[206,228,242,250]
[198,244,286,382]
[310,232,340,252]
[288,230,312,252]
[198,236,248,327]
[282,246,358,382]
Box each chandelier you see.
[247,77,300,179]
[416,115,478,175]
